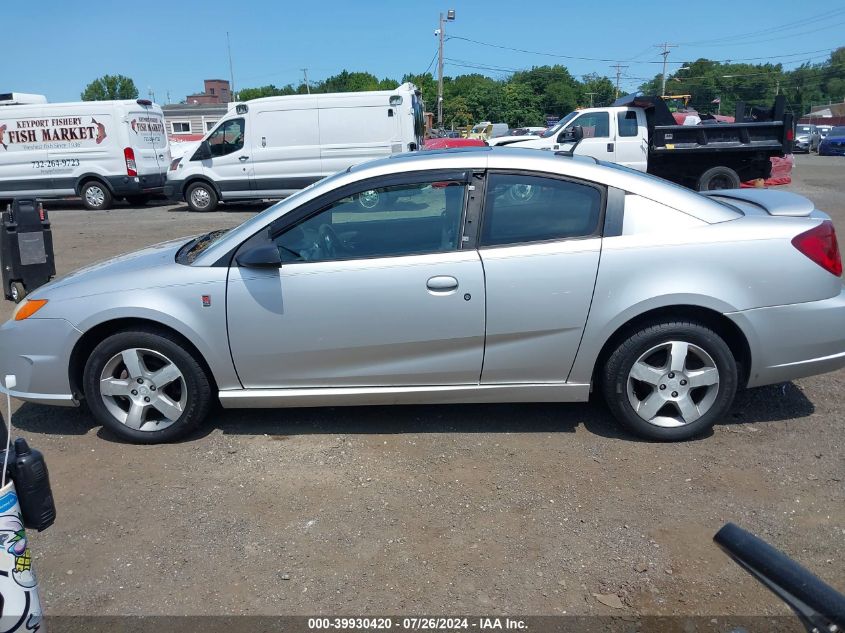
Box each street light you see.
[436,9,455,128]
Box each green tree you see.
[580,74,616,107]
[81,74,139,101]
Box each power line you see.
[678,8,845,46]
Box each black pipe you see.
[714,522,845,627]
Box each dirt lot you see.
[2,154,843,620]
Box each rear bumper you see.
[728,287,845,388]
[106,172,165,196]
[0,317,81,406]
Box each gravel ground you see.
[1,154,843,619]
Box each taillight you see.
[792,221,842,277]
[169,157,182,171]
[786,128,794,141]
[124,147,137,177]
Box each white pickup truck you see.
[490,95,793,191]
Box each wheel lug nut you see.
[150,385,156,391]
[136,378,143,384]
[144,397,150,403]
[131,390,138,396]
[672,391,679,397]
[680,380,687,386]
[668,372,675,379]
[659,384,666,390]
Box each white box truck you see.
[165,83,425,211]
[0,97,170,209]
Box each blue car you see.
[818,125,845,156]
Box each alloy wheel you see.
[626,341,720,428]
[98,348,187,432]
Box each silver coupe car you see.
[2,147,844,443]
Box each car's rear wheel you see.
[81,181,113,210]
[186,182,218,212]
[601,321,738,441]
[696,166,741,191]
[83,329,212,444]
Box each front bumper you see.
[163,179,183,202]
[0,317,81,406]
[728,287,845,388]
[819,143,845,156]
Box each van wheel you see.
[81,181,113,210]
[697,166,740,191]
[186,182,218,212]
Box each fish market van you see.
[165,82,425,211]
[0,97,170,209]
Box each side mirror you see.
[235,244,281,268]
[191,141,212,161]
[560,126,584,143]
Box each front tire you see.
[81,181,113,210]
[186,182,218,212]
[601,321,738,441]
[83,328,212,444]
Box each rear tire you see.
[83,328,212,444]
[601,321,738,441]
[81,181,113,210]
[186,182,218,212]
[696,166,741,191]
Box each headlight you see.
[13,299,48,321]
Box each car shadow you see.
[7,382,815,445]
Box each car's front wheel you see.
[601,321,738,441]
[83,328,212,444]
[186,182,218,212]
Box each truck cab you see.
[490,107,649,171]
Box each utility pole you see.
[301,68,310,94]
[148,87,155,103]
[655,42,678,97]
[436,9,455,128]
[611,64,628,99]
[585,92,597,108]
[775,78,780,96]
[227,31,236,99]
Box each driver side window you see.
[563,112,609,139]
[207,118,245,158]
[272,180,466,264]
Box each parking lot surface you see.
[2,154,843,617]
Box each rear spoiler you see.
[701,189,814,217]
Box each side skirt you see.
[218,382,591,409]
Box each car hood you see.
[33,238,192,300]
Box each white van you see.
[165,83,425,211]
[0,98,169,209]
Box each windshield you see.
[831,126,845,135]
[541,111,579,138]
[796,126,814,133]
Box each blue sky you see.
[4,0,843,103]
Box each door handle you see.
[239,155,250,161]
[607,143,614,152]
[426,276,458,292]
